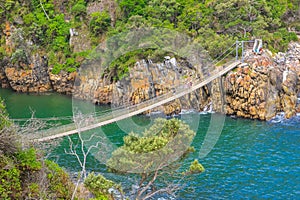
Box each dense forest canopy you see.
[0,0,299,74]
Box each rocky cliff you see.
[1,41,300,120]
[0,53,75,94]
[224,42,300,120]
[72,57,209,116]
[0,22,75,94]
[71,42,300,120]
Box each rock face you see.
[0,59,9,88]
[1,53,75,94]
[224,42,300,120]
[225,58,280,120]
[1,29,299,120]
[0,22,75,94]
[4,54,52,93]
[87,0,117,26]
[73,58,204,116]
[49,71,76,95]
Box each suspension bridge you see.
[15,41,255,142]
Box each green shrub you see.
[67,67,77,73]
[84,172,117,198]
[71,1,86,18]
[51,56,79,74]
[23,13,35,25]
[11,49,28,65]
[52,63,63,74]
[90,11,111,36]
[16,148,42,171]
[265,28,299,53]
[27,183,40,199]
[188,159,205,174]
[45,160,74,199]
[0,99,74,199]
[0,155,22,199]
[52,36,68,51]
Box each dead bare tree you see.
[64,112,115,200]
[0,123,19,155]
[16,110,62,153]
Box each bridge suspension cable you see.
[34,60,244,142]
[211,43,236,65]
[13,41,248,141]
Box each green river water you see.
[0,88,299,199]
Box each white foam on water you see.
[179,109,197,115]
[269,112,285,123]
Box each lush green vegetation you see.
[0,99,74,199]
[0,0,299,76]
[107,118,202,199]
[107,118,196,171]
[0,0,299,198]
[84,172,121,199]
[1,98,202,199]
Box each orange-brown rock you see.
[225,45,300,120]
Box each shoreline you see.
[1,84,300,123]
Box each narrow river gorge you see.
[1,88,299,199]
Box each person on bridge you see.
[253,39,263,55]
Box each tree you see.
[89,11,111,36]
[118,0,147,19]
[178,2,213,34]
[107,118,203,199]
[64,112,120,200]
[212,0,270,37]
[144,0,182,28]
[71,0,86,19]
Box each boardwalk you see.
[36,61,244,142]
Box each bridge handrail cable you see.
[35,60,242,142]
[14,42,239,123]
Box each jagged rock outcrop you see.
[224,42,300,120]
[49,71,76,95]
[225,58,279,120]
[73,58,203,116]
[1,53,75,94]
[0,21,75,94]
[211,77,225,113]
[4,53,52,93]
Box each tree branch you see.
[137,163,163,199]
[39,0,50,20]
